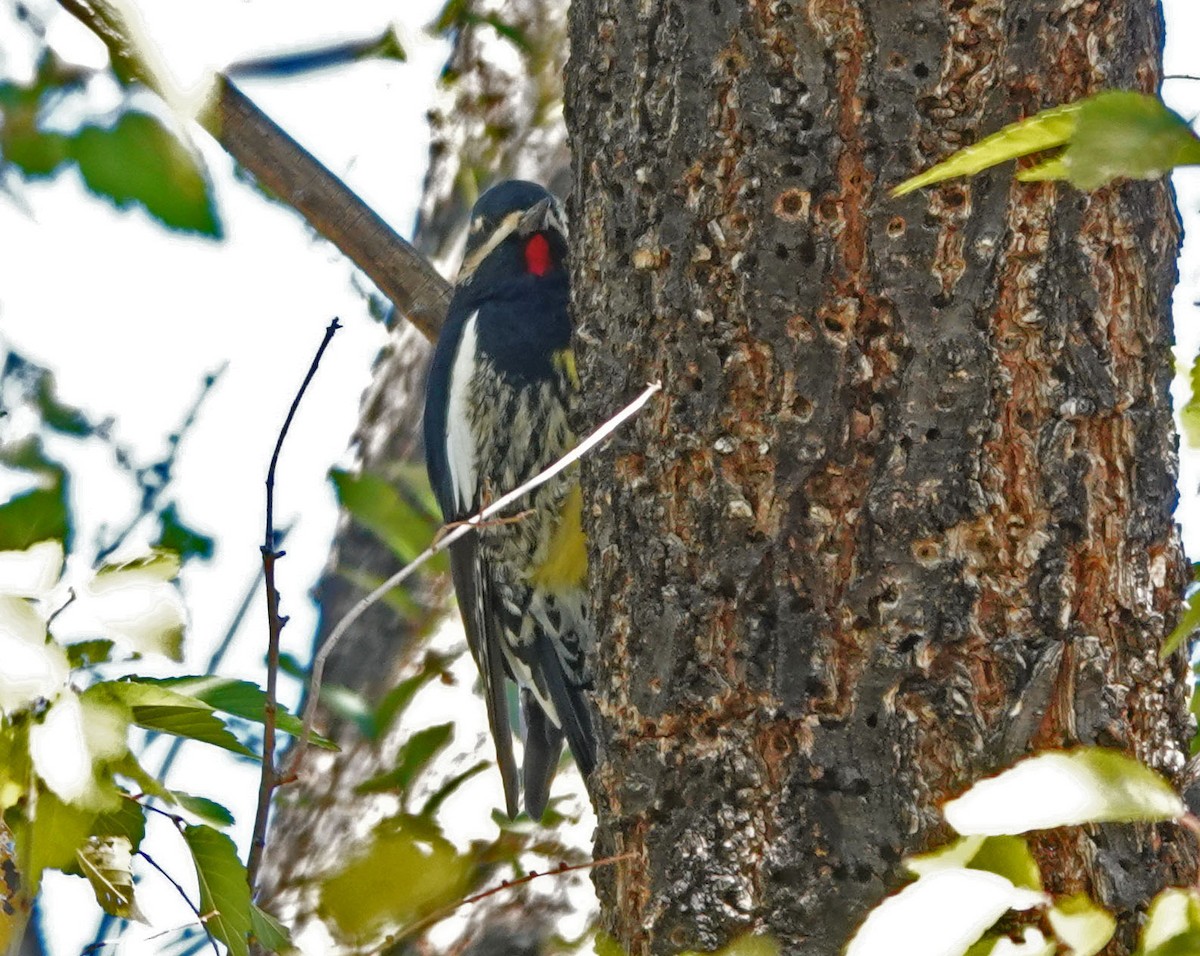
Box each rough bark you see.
[256,4,573,949]
[566,1,1192,953]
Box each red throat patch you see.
[524,233,551,276]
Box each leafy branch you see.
[56,0,452,342]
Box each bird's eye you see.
[470,216,485,234]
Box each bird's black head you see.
[457,180,568,286]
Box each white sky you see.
[2,1,1200,954]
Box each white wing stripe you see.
[446,311,479,512]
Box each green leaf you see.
[0,439,69,552]
[0,724,31,813]
[76,835,146,922]
[893,92,1200,197]
[250,903,295,952]
[330,468,440,562]
[33,370,94,437]
[21,789,97,893]
[93,550,181,584]
[154,503,215,562]
[92,796,147,852]
[87,552,186,661]
[317,817,472,939]
[1164,583,1200,658]
[964,928,1054,956]
[143,676,337,751]
[0,53,83,178]
[1182,354,1200,451]
[183,824,252,956]
[682,934,780,956]
[967,835,1041,892]
[66,639,115,669]
[170,791,234,829]
[845,869,1045,956]
[88,681,254,758]
[357,724,454,798]
[906,835,1040,891]
[893,101,1079,196]
[110,752,171,801]
[1047,893,1115,956]
[594,932,626,956]
[1033,92,1200,190]
[1140,887,1200,956]
[318,683,375,738]
[419,761,488,819]
[70,112,222,236]
[372,653,454,741]
[943,748,1184,835]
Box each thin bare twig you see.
[380,852,637,951]
[246,318,342,892]
[138,850,220,956]
[285,380,663,781]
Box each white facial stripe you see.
[458,210,524,280]
[446,311,479,512]
[547,198,568,240]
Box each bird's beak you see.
[518,197,553,236]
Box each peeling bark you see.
[566,1,1192,953]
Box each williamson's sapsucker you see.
[423,180,595,819]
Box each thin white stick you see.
[285,380,662,778]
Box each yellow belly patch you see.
[530,485,587,592]
[553,348,580,389]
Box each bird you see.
[423,179,596,819]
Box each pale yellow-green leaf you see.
[964,927,1054,956]
[845,869,1046,956]
[84,580,186,661]
[22,788,97,893]
[0,595,68,712]
[894,91,1200,196]
[906,835,1040,890]
[906,835,988,876]
[0,722,32,812]
[92,550,181,587]
[1047,893,1115,956]
[892,102,1079,196]
[682,934,779,956]
[1014,155,1069,182]
[1162,586,1200,658]
[110,752,172,800]
[1181,352,1200,451]
[85,550,186,660]
[1052,91,1200,189]
[943,748,1184,835]
[0,818,27,952]
[1139,887,1200,955]
[594,931,626,956]
[0,540,63,598]
[967,835,1041,891]
[318,823,472,940]
[30,691,128,808]
[76,835,147,923]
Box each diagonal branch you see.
[55,0,452,342]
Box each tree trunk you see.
[566,2,1192,953]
